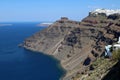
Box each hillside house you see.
[105,37,120,57]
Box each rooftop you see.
[91,9,120,16]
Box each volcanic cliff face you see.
[23,9,120,80]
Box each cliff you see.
[102,60,120,80]
[23,9,120,80]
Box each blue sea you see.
[0,22,64,80]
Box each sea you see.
[0,22,65,80]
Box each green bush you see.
[112,49,120,61]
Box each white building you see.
[91,9,120,16]
[105,37,120,57]
[117,37,120,44]
[105,45,112,56]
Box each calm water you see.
[0,22,64,80]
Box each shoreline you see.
[22,47,67,80]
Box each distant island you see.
[0,24,13,27]
[23,9,120,80]
[36,23,53,27]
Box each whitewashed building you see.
[105,37,120,56]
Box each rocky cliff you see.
[23,9,120,80]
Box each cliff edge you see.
[23,9,120,80]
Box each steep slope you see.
[102,60,120,80]
[23,9,120,80]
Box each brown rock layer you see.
[23,13,120,80]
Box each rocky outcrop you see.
[23,9,120,80]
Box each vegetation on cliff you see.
[112,49,120,61]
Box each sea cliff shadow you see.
[102,60,120,80]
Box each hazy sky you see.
[0,0,120,22]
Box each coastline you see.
[22,46,67,80]
[21,17,83,80]
[20,9,120,80]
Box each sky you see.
[0,0,120,22]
